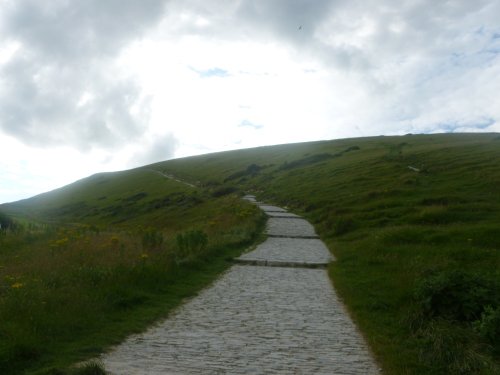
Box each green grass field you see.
[1,132,499,374]
[0,178,265,374]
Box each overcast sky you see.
[1,0,499,203]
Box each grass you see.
[0,191,265,374]
[2,132,499,374]
[151,132,500,374]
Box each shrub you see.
[474,306,500,346]
[211,186,238,198]
[417,320,498,374]
[0,211,15,231]
[414,270,499,322]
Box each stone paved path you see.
[102,196,380,374]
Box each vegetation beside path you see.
[0,179,265,374]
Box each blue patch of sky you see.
[238,120,263,130]
[190,67,229,78]
[448,28,500,68]
[473,118,496,129]
[436,118,495,133]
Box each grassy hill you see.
[0,167,265,374]
[1,132,499,374]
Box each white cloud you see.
[1,0,500,203]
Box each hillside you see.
[1,132,500,374]
[0,166,265,374]
[154,132,500,373]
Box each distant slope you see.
[8,133,499,227]
[1,167,200,227]
[153,133,500,212]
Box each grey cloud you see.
[0,50,149,149]
[161,0,335,44]
[0,0,166,150]
[235,0,335,42]
[2,0,167,61]
[1,0,499,154]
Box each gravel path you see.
[102,195,380,374]
[235,237,333,267]
[266,217,319,239]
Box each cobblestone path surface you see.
[102,196,380,374]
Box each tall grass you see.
[0,196,265,374]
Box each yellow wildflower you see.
[110,236,120,246]
[11,282,23,289]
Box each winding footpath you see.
[102,196,380,374]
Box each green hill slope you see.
[1,132,499,374]
[1,168,201,227]
[154,132,500,374]
[0,166,264,374]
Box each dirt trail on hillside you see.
[102,195,380,374]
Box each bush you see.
[474,306,500,346]
[417,320,498,374]
[0,211,15,231]
[414,270,499,322]
[211,186,238,198]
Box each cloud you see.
[131,133,178,166]
[1,0,500,204]
[235,0,335,42]
[157,0,500,134]
[0,0,167,150]
[238,120,262,130]
[1,0,167,61]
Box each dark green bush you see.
[417,320,497,374]
[224,164,262,182]
[0,211,15,231]
[211,186,238,197]
[474,306,500,346]
[414,270,499,322]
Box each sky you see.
[1,0,499,203]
